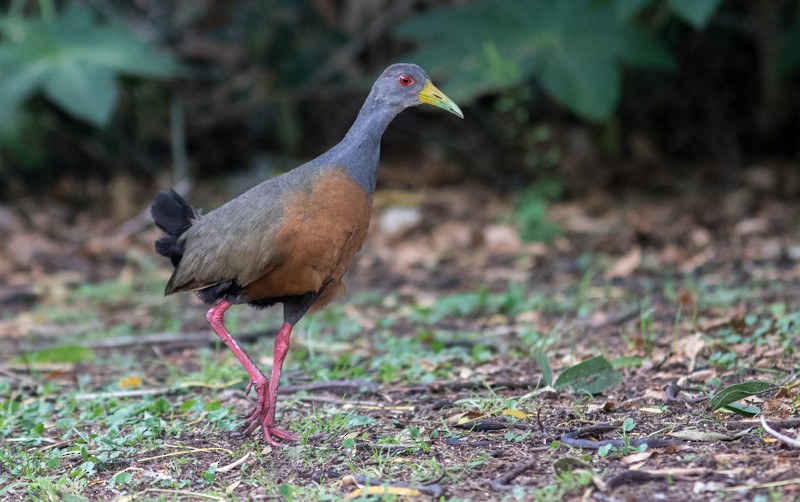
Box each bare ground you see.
[1,174,799,501]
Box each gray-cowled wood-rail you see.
[151,64,462,446]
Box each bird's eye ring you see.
[397,74,414,87]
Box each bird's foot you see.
[261,421,300,447]
[242,376,270,433]
[241,377,298,446]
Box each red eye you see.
[397,74,414,87]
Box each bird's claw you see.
[261,423,300,447]
[241,377,298,446]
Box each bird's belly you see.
[243,168,373,302]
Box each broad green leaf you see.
[708,381,776,411]
[613,0,651,21]
[667,0,723,29]
[0,4,182,130]
[42,62,117,126]
[554,355,622,394]
[723,402,761,418]
[619,28,677,70]
[779,16,800,74]
[395,0,674,122]
[534,351,553,386]
[611,355,643,369]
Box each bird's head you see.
[374,63,463,119]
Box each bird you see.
[151,63,462,446]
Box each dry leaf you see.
[447,411,487,425]
[622,450,653,465]
[345,486,422,499]
[605,246,641,278]
[502,409,530,419]
[671,332,705,372]
[669,428,751,442]
[119,376,143,389]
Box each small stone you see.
[379,206,423,237]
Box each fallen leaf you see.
[622,450,653,465]
[482,224,522,254]
[605,246,641,278]
[119,376,142,389]
[671,332,705,372]
[345,486,423,499]
[554,355,622,395]
[639,407,664,414]
[708,380,776,412]
[447,411,487,426]
[669,428,751,442]
[502,409,530,419]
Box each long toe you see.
[262,423,300,446]
[241,378,271,434]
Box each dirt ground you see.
[1,168,799,501]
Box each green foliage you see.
[665,0,724,29]
[0,3,181,137]
[554,355,622,394]
[396,0,675,121]
[410,283,536,323]
[17,345,95,364]
[514,178,562,242]
[535,352,553,386]
[780,14,800,74]
[709,380,777,416]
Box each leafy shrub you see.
[395,0,676,122]
[0,3,181,164]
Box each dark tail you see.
[151,189,197,267]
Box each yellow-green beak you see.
[418,79,463,119]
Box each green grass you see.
[2,262,798,500]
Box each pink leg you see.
[258,322,300,443]
[206,301,297,446]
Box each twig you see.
[454,419,510,432]
[5,437,59,444]
[722,477,800,492]
[292,395,385,407]
[726,418,800,430]
[560,424,682,450]
[0,367,37,387]
[118,489,224,501]
[76,378,378,401]
[403,380,539,394]
[489,451,550,491]
[355,443,424,454]
[75,387,172,400]
[281,379,378,394]
[760,416,800,448]
[25,328,274,353]
[216,452,250,473]
[138,447,232,463]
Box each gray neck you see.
[324,92,402,193]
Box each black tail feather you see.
[151,189,197,267]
